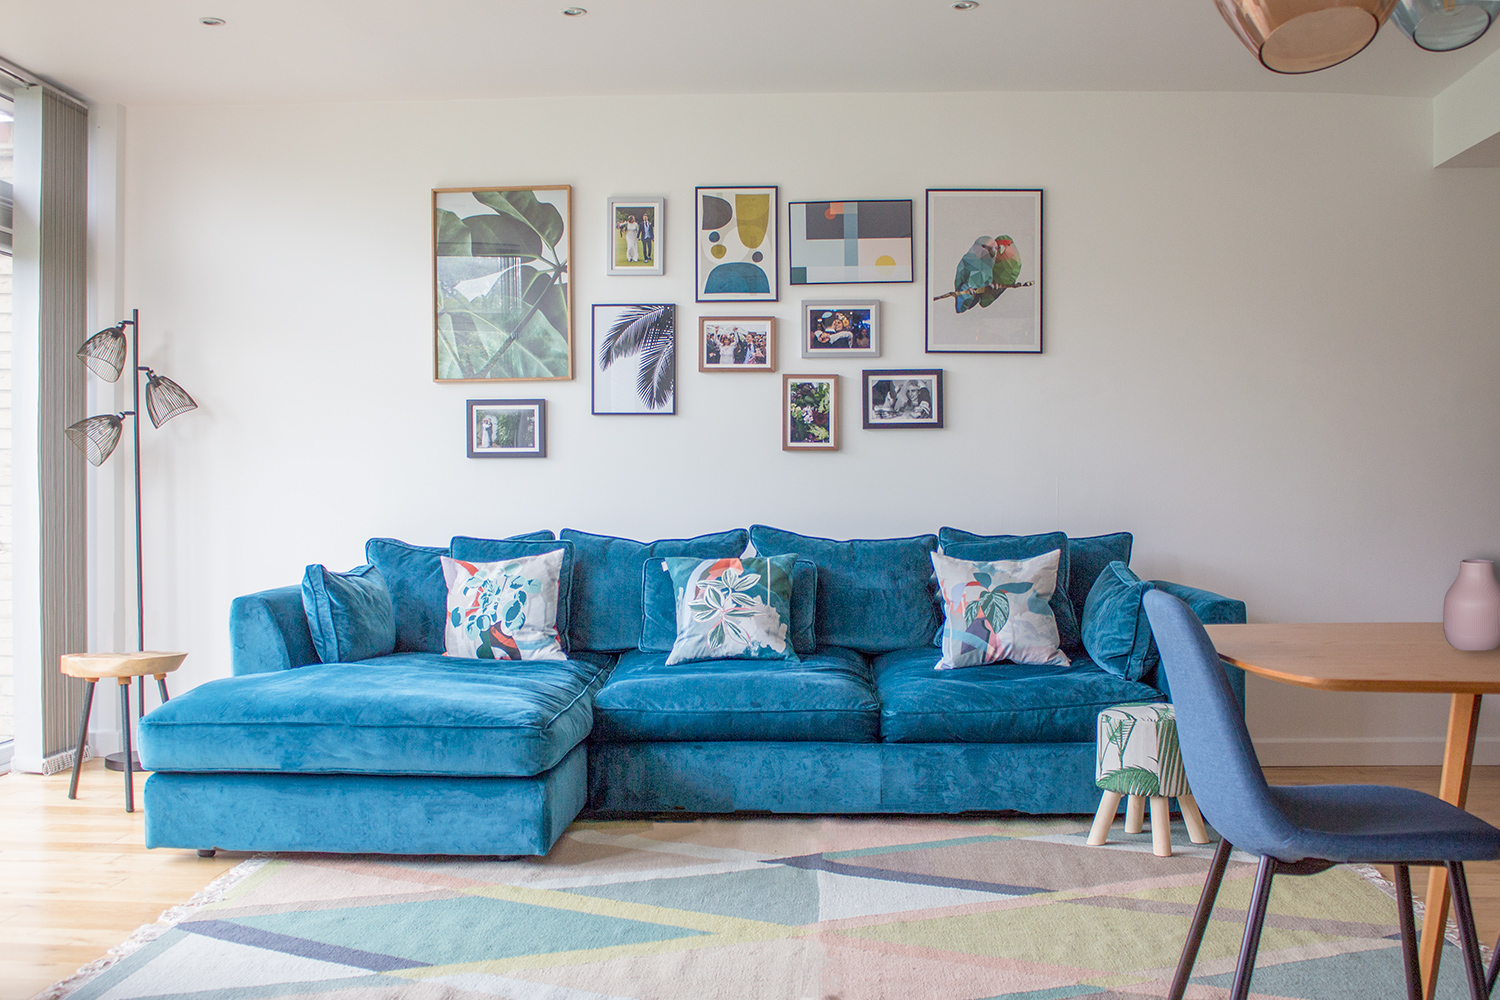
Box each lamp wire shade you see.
[1393,0,1499,49]
[65,414,124,466]
[1215,0,1398,72]
[143,371,198,428]
[76,325,128,382]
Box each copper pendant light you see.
[1215,0,1399,72]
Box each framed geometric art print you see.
[789,199,913,285]
[696,186,778,303]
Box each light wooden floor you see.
[2,763,1499,999]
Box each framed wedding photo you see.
[862,369,944,429]
[591,303,677,415]
[783,374,839,451]
[434,185,572,382]
[800,300,880,359]
[926,188,1042,354]
[699,317,775,372]
[467,399,546,458]
[789,199,914,285]
[696,185,778,302]
[606,196,664,276]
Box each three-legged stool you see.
[59,651,187,812]
[1088,701,1210,857]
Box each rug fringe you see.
[32,857,270,1000]
[1350,863,1490,964]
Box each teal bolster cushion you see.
[560,528,749,652]
[641,556,818,655]
[300,564,397,664]
[1081,560,1158,681]
[749,525,938,653]
[449,536,576,651]
[1066,532,1134,625]
[937,528,1079,652]
[366,530,554,654]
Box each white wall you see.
[101,90,1500,764]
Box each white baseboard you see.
[1256,737,1500,767]
[0,739,12,774]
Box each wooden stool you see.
[1087,701,1210,857]
[59,651,187,812]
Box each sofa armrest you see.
[1145,579,1247,712]
[230,585,320,675]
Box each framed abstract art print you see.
[789,199,913,285]
[696,186,778,303]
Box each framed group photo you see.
[606,196,664,276]
[699,317,775,372]
[926,188,1042,354]
[591,303,677,415]
[434,185,572,382]
[800,300,880,359]
[467,399,546,458]
[862,369,944,429]
[789,199,913,285]
[696,185,778,303]
[783,374,839,451]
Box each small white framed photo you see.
[800,300,880,359]
[607,197,664,276]
[699,317,775,372]
[863,369,943,429]
[468,399,546,458]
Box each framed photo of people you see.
[789,199,913,285]
[925,188,1042,354]
[783,374,839,451]
[862,369,943,429]
[591,303,677,415]
[800,300,880,359]
[434,185,572,381]
[607,196,664,276]
[696,185,778,302]
[467,399,546,458]
[699,317,775,372]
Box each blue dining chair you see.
[1143,590,1500,1000]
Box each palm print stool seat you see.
[1087,701,1211,857]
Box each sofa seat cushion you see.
[138,652,612,778]
[873,646,1162,744]
[592,646,878,743]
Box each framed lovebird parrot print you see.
[925,189,1042,354]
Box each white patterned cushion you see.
[931,549,1070,669]
[441,551,566,661]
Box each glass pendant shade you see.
[77,324,128,381]
[1215,0,1399,72]
[1393,0,1499,49]
[143,371,198,428]
[65,414,124,466]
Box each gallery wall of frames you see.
[439,186,1041,458]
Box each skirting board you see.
[1257,737,1500,767]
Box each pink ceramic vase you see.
[1444,559,1500,651]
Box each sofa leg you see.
[1150,796,1173,857]
[1124,794,1146,834]
[1179,794,1210,844]
[1088,791,1122,846]
[197,849,217,858]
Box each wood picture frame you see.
[698,317,775,372]
[783,374,839,451]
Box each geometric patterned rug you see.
[44,814,1482,1000]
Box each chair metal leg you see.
[1229,856,1278,1000]
[1168,837,1234,1000]
[1445,862,1488,1000]
[1393,864,1423,1000]
[119,679,134,813]
[67,680,96,800]
[1488,932,1499,996]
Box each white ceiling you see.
[1,0,1497,106]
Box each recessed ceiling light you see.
[953,1,979,8]
[199,16,226,25]
[562,7,587,15]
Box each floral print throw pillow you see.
[441,550,567,661]
[663,555,799,665]
[932,549,1070,670]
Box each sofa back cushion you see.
[937,528,1079,652]
[1081,560,1158,681]
[366,531,555,654]
[749,525,938,653]
[560,528,750,652]
[1067,532,1134,625]
[641,556,818,655]
[300,563,397,664]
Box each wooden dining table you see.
[1205,622,1500,1000]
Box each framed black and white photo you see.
[467,399,546,458]
[862,369,943,429]
[800,300,880,359]
[592,303,676,415]
[696,185,778,302]
[926,188,1042,354]
[699,317,775,372]
[607,196,664,276]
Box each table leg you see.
[67,679,95,800]
[1419,692,1482,1000]
[119,678,135,814]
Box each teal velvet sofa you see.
[137,526,1245,857]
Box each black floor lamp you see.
[65,308,197,770]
